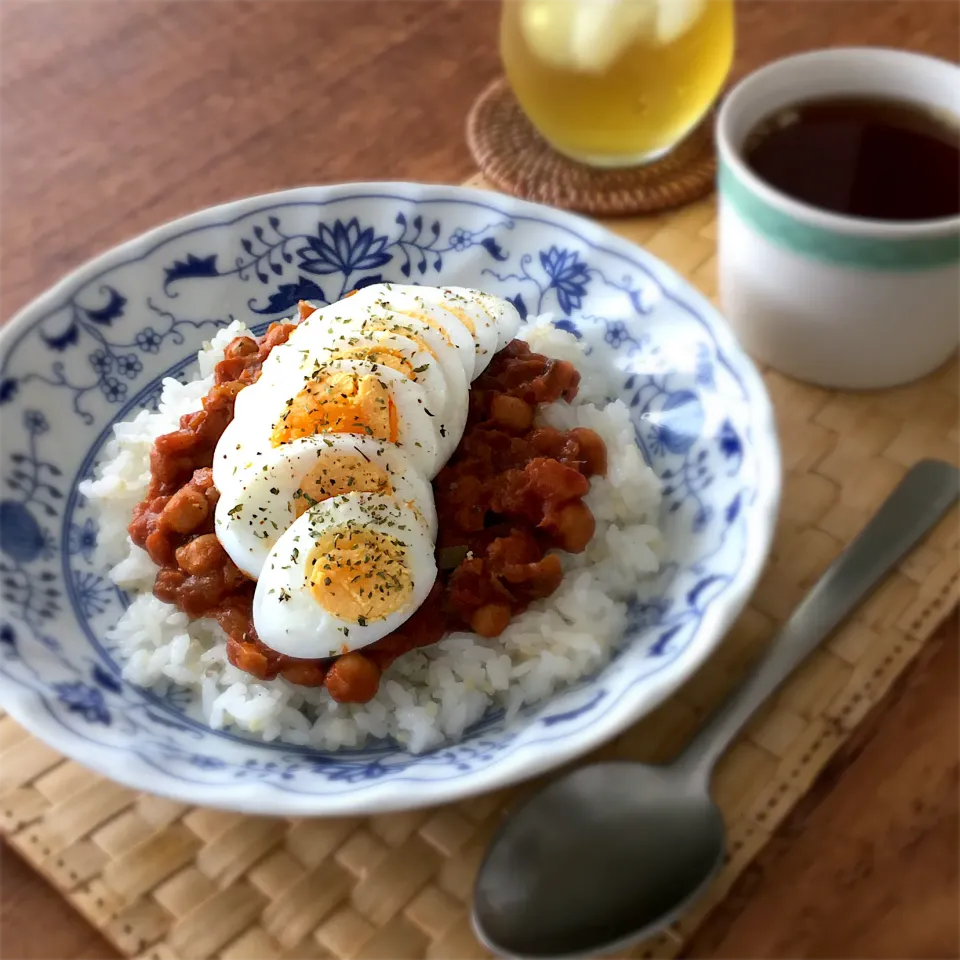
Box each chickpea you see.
[152,565,186,603]
[226,637,270,679]
[570,427,607,477]
[175,533,226,575]
[526,554,564,598]
[279,660,328,687]
[471,602,512,638]
[553,501,595,554]
[325,652,381,703]
[490,394,534,433]
[554,360,580,400]
[160,485,210,533]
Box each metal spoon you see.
[473,458,959,959]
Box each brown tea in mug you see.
[743,96,960,221]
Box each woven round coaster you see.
[467,76,717,217]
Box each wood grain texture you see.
[1,3,958,959]
[0,844,114,960]
[686,611,960,960]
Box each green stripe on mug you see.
[719,161,960,270]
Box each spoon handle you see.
[678,458,959,781]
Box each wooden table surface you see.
[1,2,958,958]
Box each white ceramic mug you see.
[716,48,960,390]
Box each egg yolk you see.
[271,372,397,446]
[437,302,476,334]
[307,526,413,623]
[293,455,392,518]
[324,345,415,380]
[357,320,444,369]
[377,309,456,346]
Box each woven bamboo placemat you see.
[2,180,958,960]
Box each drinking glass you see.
[500,0,735,167]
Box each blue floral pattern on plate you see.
[0,184,779,815]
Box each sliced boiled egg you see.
[293,283,521,385]
[253,491,437,658]
[442,286,523,356]
[215,434,436,579]
[290,324,468,463]
[214,357,443,488]
[435,287,499,374]
[269,360,442,475]
[216,284,524,501]
[346,284,479,382]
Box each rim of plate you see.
[0,182,781,815]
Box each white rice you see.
[80,315,662,753]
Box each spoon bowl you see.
[473,762,726,959]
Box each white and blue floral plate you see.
[0,183,779,815]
